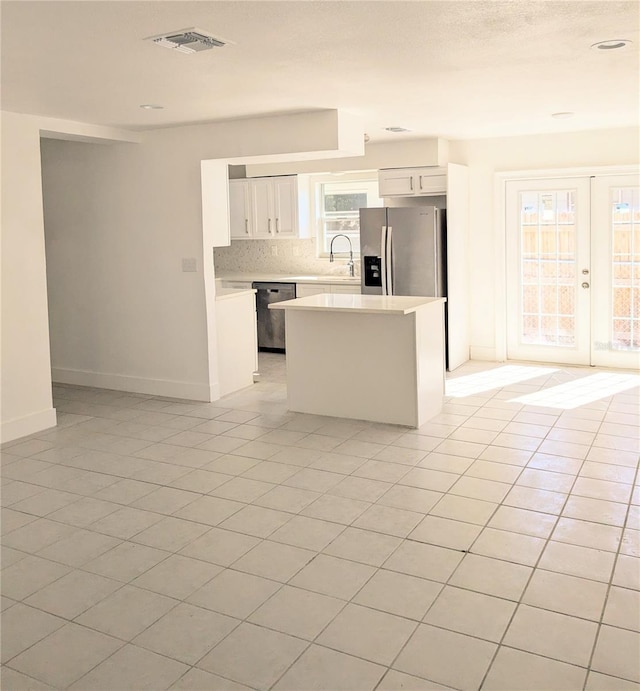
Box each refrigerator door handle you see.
[386,225,394,295]
[380,226,388,295]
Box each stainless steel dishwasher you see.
[252,282,296,352]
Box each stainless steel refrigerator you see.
[359,206,446,298]
[360,205,448,367]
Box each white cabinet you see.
[296,283,331,298]
[215,290,257,397]
[378,167,447,197]
[272,177,298,237]
[330,284,360,294]
[296,282,361,297]
[229,180,252,239]
[229,176,298,239]
[220,280,253,291]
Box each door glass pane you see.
[611,187,640,349]
[520,191,576,346]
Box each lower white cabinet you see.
[220,280,253,291]
[296,283,361,297]
[215,290,257,397]
[330,284,360,294]
[296,283,331,298]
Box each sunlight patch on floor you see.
[509,372,640,409]
[445,365,559,397]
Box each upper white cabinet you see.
[378,166,447,197]
[230,176,299,239]
[229,180,252,239]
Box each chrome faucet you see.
[329,234,355,277]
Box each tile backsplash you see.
[214,238,360,276]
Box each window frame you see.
[310,172,381,258]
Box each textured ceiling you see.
[1,0,638,140]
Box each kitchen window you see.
[314,174,382,256]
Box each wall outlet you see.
[271,246,278,256]
[182,257,197,272]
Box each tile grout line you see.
[3,361,638,691]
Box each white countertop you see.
[269,293,446,315]
[216,272,361,286]
[215,288,256,301]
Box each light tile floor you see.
[1,354,639,690]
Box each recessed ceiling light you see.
[591,39,632,51]
[383,127,411,133]
[140,104,164,110]
[551,112,574,119]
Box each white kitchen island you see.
[270,294,446,428]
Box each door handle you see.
[582,282,590,289]
[386,226,394,295]
[582,269,589,275]
[380,226,387,296]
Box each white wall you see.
[1,112,144,442]
[1,113,57,441]
[41,136,215,399]
[40,110,367,405]
[448,127,639,360]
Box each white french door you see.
[506,174,640,369]
[507,178,591,365]
[591,175,640,369]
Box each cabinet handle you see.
[268,218,272,234]
[410,177,414,192]
[275,218,279,233]
[245,219,249,234]
[419,176,423,190]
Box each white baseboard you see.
[470,346,501,361]
[51,367,213,402]
[1,407,57,444]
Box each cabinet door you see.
[330,284,361,294]
[221,281,253,290]
[296,283,331,297]
[229,180,251,239]
[251,179,274,237]
[416,173,447,195]
[272,177,298,237]
[379,169,416,196]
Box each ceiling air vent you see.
[146,28,231,54]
